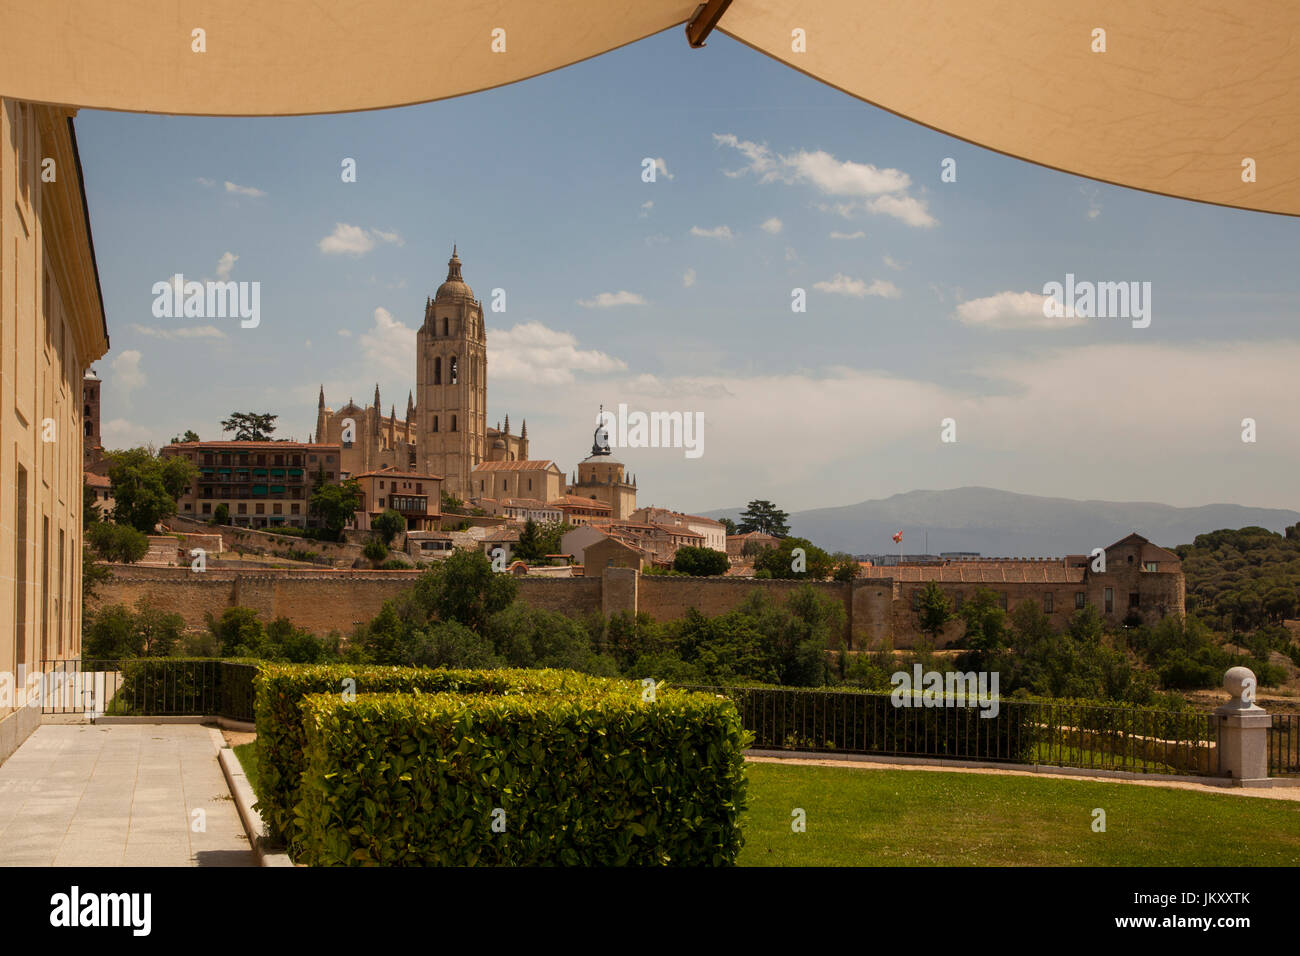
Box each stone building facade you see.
[2,100,110,762]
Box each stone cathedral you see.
[314,247,529,494]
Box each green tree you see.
[212,503,230,525]
[441,490,465,514]
[956,586,1007,669]
[719,517,738,535]
[754,537,834,579]
[832,552,860,582]
[363,538,389,563]
[82,546,112,603]
[672,545,730,576]
[82,483,101,528]
[170,429,200,443]
[916,580,954,644]
[84,598,183,658]
[220,412,278,441]
[371,508,406,546]
[514,518,543,561]
[738,499,790,537]
[86,521,150,563]
[310,478,363,540]
[107,448,197,533]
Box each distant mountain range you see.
[704,487,1300,558]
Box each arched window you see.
[442,317,448,336]
[449,356,458,385]
[433,357,441,385]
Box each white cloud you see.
[954,291,1084,330]
[690,225,733,240]
[883,255,904,271]
[652,158,674,181]
[715,133,935,227]
[101,417,153,448]
[318,223,405,256]
[683,268,697,288]
[129,323,227,341]
[112,349,146,393]
[813,274,901,299]
[216,251,238,280]
[224,181,266,198]
[760,217,783,234]
[829,230,865,240]
[577,291,648,308]
[489,321,627,385]
[196,177,216,188]
[359,307,415,378]
[338,329,352,338]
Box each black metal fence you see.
[1269,713,1300,777]
[36,659,258,722]
[682,685,1222,776]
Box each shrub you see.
[363,539,388,563]
[371,508,406,545]
[212,503,230,525]
[672,546,729,576]
[296,682,748,866]
[86,521,150,563]
[253,664,611,847]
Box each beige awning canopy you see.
[3,0,1297,215]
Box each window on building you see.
[432,415,438,432]
[450,356,458,384]
[442,317,448,336]
[911,591,921,611]
[238,503,247,514]
[15,466,28,668]
[1043,592,1053,614]
[1144,561,1158,572]
[41,516,50,658]
[1075,592,1085,609]
[379,481,385,489]
[256,503,265,515]
[999,592,1009,610]
[1104,587,1114,613]
[434,357,441,385]
[451,415,458,432]
[378,498,385,508]
[273,503,282,515]
[1129,592,1141,609]
[291,504,300,515]
[202,502,212,514]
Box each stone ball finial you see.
[1224,666,1256,702]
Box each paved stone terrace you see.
[0,723,255,866]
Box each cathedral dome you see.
[435,245,474,301]
[493,437,506,450]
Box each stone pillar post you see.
[1214,666,1272,785]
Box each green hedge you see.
[253,664,614,846]
[296,685,749,866]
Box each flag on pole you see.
[892,531,903,543]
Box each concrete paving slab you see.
[0,724,255,867]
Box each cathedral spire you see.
[406,390,415,420]
[521,419,527,439]
[504,413,509,434]
[374,382,381,408]
[318,384,325,408]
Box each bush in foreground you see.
[297,684,748,866]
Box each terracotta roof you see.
[553,495,612,510]
[471,460,559,472]
[500,497,552,509]
[483,527,522,542]
[354,468,442,480]
[84,472,111,487]
[164,441,339,451]
[858,565,1085,584]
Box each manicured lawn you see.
[738,761,1300,866]
[233,741,260,800]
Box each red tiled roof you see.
[354,468,442,480]
[471,460,560,472]
[84,472,110,487]
[553,495,612,510]
[164,441,340,451]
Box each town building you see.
[352,467,442,532]
[160,440,342,529]
[630,506,726,552]
[82,368,103,467]
[1,100,111,762]
[469,459,564,503]
[566,427,637,520]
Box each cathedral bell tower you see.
[416,246,487,495]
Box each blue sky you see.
[78,27,1300,514]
